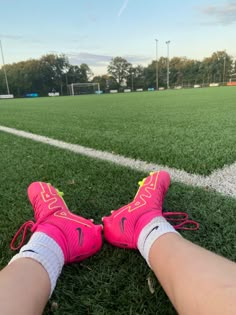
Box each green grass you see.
[0,132,236,315]
[0,87,236,175]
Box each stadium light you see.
[155,39,159,90]
[0,39,10,94]
[166,40,171,89]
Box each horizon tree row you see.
[94,51,235,91]
[0,51,235,96]
[0,54,93,97]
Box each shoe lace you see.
[10,220,35,250]
[138,175,199,231]
[10,206,64,251]
[163,211,199,231]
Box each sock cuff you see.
[26,232,65,263]
[137,217,179,267]
[9,232,64,297]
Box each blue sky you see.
[0,0,236,75]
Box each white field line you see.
[1,125,236,198]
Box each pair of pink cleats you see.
[11,171,195,264]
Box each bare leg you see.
[0,258,50,315]
[2,181,103,315]
[103,171,236,314]
[149,233,236,315]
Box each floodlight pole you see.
[155,39,159,90]
[166,40,170,89]
[0,39,10,95]
[223,54,226,84]
[131,72,134,91]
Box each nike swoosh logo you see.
[144,226,159,243]
[76,227,84,246]
[120,217,127,233]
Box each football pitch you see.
[0,87,236,314]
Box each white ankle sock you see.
[137,216,179,267]
[9,232,64,297]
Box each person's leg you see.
[103,171,236,315]
[0,258,50,315]
[1,182,102,315]
[149,233,236,315]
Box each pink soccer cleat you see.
[103,171,170,249]
[11,182,103,264]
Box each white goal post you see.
[68,83,100,96]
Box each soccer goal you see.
[68,83,100,96]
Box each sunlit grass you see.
[0,87,236,175]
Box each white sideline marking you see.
[0,125,236,198]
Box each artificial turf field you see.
[0,87,236,314]
[0,87,236,175]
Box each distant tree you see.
[67,65,82,84]
[168,57,185,86]
[40,54,69,94]
[106,76,118,90]
[67,64,93,84]
[0,66,9,94]
[143,61,155,88]
[80,63,93,81]
[92,75,110,91]
[107,57,131,89]
[0,54,92,96]
[126,65,145,90]
[231,60,236,81]
[144,57,168,88]
[143,53,232,88]
[0,59,44,96]
[179,59,201,86]
[166,57,200,86]
[201,51,232,83]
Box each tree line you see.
[95,51,235,91]
[0,51,235,96]
[0,54,92,96]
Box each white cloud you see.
[67,52,112,67]
[67,52,150,68]
[0,34,22,40]
[200,1,236,25]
